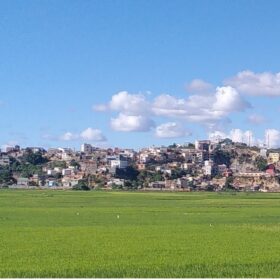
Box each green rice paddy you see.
[0,190,280,277]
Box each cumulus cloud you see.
[248,114,266,125]
[187,79,213,93]
[111,113,155,132]
[94,87,251,132]
[152,86,250,125]
[209,128,280,148]
[208,129,255,146]
[208,130,227,142]
[152,94,188,117]
[213,86,251,112]
[229,129,254,145]
[265,129,280,148]
[80,128,107,141]
[225,70,280,96]
[155,122,189,138]
[60,132,79,141]
[58,128,106,142]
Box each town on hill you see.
[1,138,280,192]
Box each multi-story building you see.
[81,143,93,154]
[110,155,128,169]
[195,140,211,151]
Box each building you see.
[62,168,72,176]
[0,154,10,166]
[81,143,93,154]
[266,164,276,176]
[17,177,29,187]
[195,140,211,151]
[268,153,279,164]
[203,165,212,176]
[260,148,267,158]
[110,155,128,169]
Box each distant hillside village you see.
[1,139,280,192]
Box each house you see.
[268,153,279,164]
[266,164,276,176]
[0,154,10,166]
[217,164,227,175]
[110,155,128,169]
[149,181,165,189]
[80,161,98,175]
[107,178,125,188]
[137,163,146,170]
[47,180,60,187]
[81,143,94,154]
[17,177,29,187]
[62,168,72,176]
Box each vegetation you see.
[21,150,48,165]
[72,180,90,191]
[255,156,268,171]
[0,190,280,277]
[213,149,231,167]
[0,168,14,185]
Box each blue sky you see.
[1,0,280,150]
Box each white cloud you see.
[59,128,106,142]
[208,129,255,146]
[248,114,266,125]
[80,128,106,141]
[265,129,280,148]
[109,91,149,114]
[111,113,155,132]
[229,129,254,145]
[213,86,250,112]
[209,128,280,148]
[225,70,280,96]
[60,132,79,141]
[187,79,213,93]
[152,86,250,126]
[94,86,251,132]
[155,122,189,138]
[208,131,227,142]
[152,94,188,117]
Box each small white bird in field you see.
[117,215,120,219]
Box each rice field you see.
[0,190,280,277]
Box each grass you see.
[0,190,280,277]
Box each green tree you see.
[0,168,15,185]
[72,180,90,191]
[224,176,234,190]
[213,149,231,167]
[255,156,267,171]
[115,166,139,181]
[22,150,48,165]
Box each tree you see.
[0,168,15,185]
[69,159,80,168]
[255,156,267,171]
[213,149,231,167]
[224,176,234,190]
[115,166,139,181]
[72,180,90,191]
[22,150,48,165]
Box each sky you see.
[1,0,280,150]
